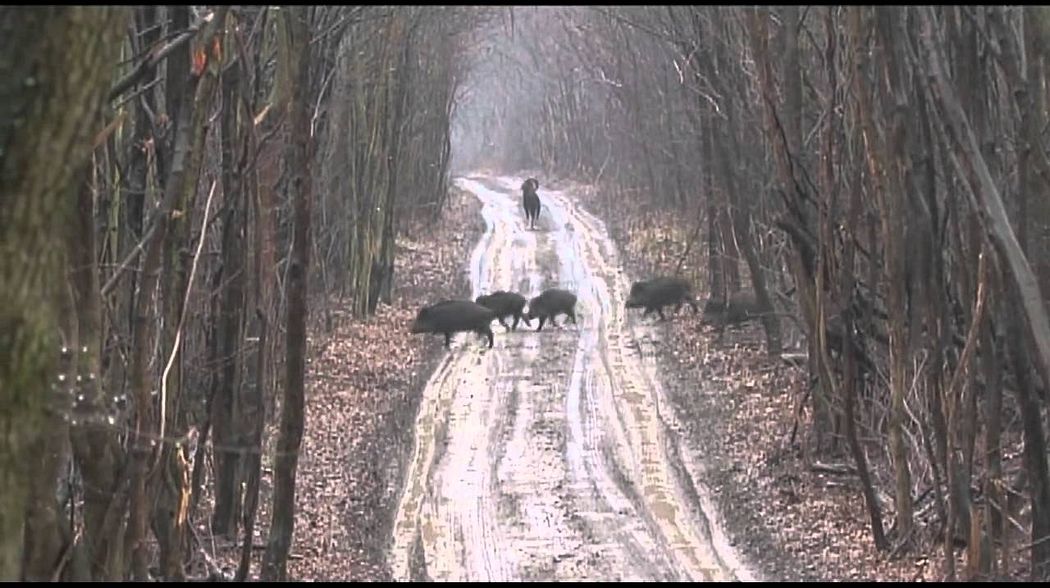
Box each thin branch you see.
[108,12,212,102]
[157,179,218,455]
[100,221,157,297]
[112,75,163,110]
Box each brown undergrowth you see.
[561,178,949,582]
[188,185,484,581]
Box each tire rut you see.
[389,174,759,582]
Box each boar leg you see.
[477,327,494,348]
[443,332,453,348]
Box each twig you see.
[100,222,158,297]
[108,13,212,102]
[112,75,163,111]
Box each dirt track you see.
[389,174,759,582]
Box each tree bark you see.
[0,6,127,580]
[68,163,128,581]
[1005,280,1050,580]
[124,9,226,579]
[263,5,313,581]
[918,6,1050,405]
[211,15,249,538]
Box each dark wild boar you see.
[475,291,531,331]
[526,288,578,331]
[522,177,541,230]
[701,292,768,338]
[409,299,497,348]
[625,276,699,321]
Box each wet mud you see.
[389,175,760,582]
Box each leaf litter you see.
[192,187,485,581]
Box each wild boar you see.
[625,276,699,321]
[526,288,578,331]
[409,299,497,348]
[475,291,531,331]
[701,292,767,338]
[522,177,541,230]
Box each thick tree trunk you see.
[22,278,76,581]
[0,6,127,580]
[68,165,128,580]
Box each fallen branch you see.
[810,461,857,476]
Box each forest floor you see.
[191,185,486,581]
[561,177,955,582]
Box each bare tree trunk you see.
[1025,9,1050,296]
[125,10,225,578]
[703,125,725,307]
[837,109,888,550]
[263,5,313,580]
[22,273,76,581]
[211,20,249,538]
[68,164,128,581]
[780,5,802,159]
[236,15,275,571]
[980,313,1005,575]
[715,117,782,354]
[856,6,913,541]
[746,6,828,448]
[236,310,267,582]
[918,6,1050,405]
[1005,281,1050,580]
[842,304,888,550]
[0,6,126,580]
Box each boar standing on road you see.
[526,288,578,331]
[522,177,541,230]
[409,299,497,349]
[476,291,532,331]
[625,276,699,321]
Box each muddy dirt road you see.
[389,174,758,582]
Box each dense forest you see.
[1,5,1049,581]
